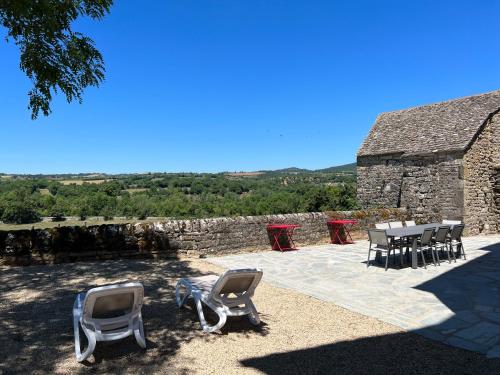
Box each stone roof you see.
[358,90,500,157]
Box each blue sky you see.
[1,0,500,174]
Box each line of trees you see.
[0,172,357,224]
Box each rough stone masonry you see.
[357,90,500,234]
[0,209,406,265]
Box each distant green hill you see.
[315,162,357,173]
[259,162,356,175]
[260,167,311,174]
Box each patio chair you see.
[405,220,416,226]
[176,269,263,333]
[367,229,403,271]
[417,228,438,268]
[379,221,405,251]
[442,219,462,225]
[388,221,403,228]
[388,221,405,250]
[447,224,466,260]
[434,225,454,263]
[73,282,146,362]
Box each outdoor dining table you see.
[385,223,454,269]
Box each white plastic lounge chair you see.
[73,282,146,362]
[176,269,263,333]
[443,219,462,225]
[375,223,390,229]
[405,220,416,226]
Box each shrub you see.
[51,213,66,222]
[1,202,41,224]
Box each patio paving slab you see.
[207,234,500,357]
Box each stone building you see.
[357,90,500,234]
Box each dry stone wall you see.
[463,114,500,234]
[357,152,464,223]
[0,209,406,265]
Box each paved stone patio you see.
[207,235,500,358]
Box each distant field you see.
[125,188,148,193]
[59,179,109,185]
[226,172,265,177]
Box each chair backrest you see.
[449,224,465,241]
[420,228,434,245]
[405,220,416,227]
[375,223,390,230]
[209,269,263,303]
[82,282,144,329]
[368,229,389,247]
[434,225,450,243]
[389,221,403,228]
[443,219,462,225]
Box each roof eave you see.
[357,148,465,159]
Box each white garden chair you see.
[176,269,263,333]
[73,282,146,362]
[442,219,462,225]
[388,221,404,228]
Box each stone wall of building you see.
[357,152,464,223]
[463,114,500,234]
[356,153,404,208]
[494,166,500,224]
[0,209,406,265]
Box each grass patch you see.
[125,188,149,194]
[39,188,51,196]
[59,179,109,185]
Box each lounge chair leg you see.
[194,294,227,333]
[211,307,227,332]
[246,298,260,325]
[73,315,84,361]
[384,250,390,271]
[134,315,147,349]
[175,280,190,308]
[460,243,466,260]
[194,294,210,332]
[74,318,96,362]
[367,248,371,268]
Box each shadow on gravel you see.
[0,258,268,374]
[240,330,500,375]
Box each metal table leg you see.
[411,236,418,269]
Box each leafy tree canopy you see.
[0,0,112,119]
[0,171,358,222]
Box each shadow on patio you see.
[413,241,500,355]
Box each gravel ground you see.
[0,257,499,375]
